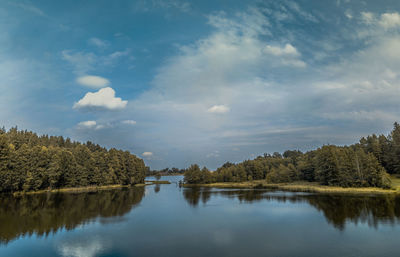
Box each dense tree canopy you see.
[184,123,400,189]
[147,167,185,177]
[0,127,147,193]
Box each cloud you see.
[345,9,353,19]
[264,44,299,56]
[361,12,375,24]
[114,5,400,169]
[88,37,109,48]
[77,120,97,128]
[108,49,131,59]
[62,50,97,75]
[207,105,230,114]
[65,4,400,170]
[10,2,46,17]
[62,49,131,74]
[74,87,128,111]
[206,150,220,158]
[142,152,153,159]
[263,43,305,67]
[360,12,400,30]
[77,120,106,130]
[133,0,191,13]
[379,13,400,29]
[121,120,137,125]
[76,75,110,88]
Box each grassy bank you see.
[11,182,164,196]
[184,176,400,195]
[144,180,171,185]
[13,185,130,196]
[146,173,184,177]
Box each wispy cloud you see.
[121,120,137,125]
[62,48,131,75]
[208,105,230,114]
[88,37,109,49]
[9,2,46,17]
[62,50,97,75]
[133,0,191,13]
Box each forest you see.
[184,123,400,189]
[146,167,185,177]
[0,127,147,193]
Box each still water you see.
[1,176,400,257]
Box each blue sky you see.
[1,0,400,169]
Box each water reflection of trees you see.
[183,188,400,230]
[0,187,144,244]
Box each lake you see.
[1,175,400,257]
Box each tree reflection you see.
[0,187,144,244]
[183,187,400,230]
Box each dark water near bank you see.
[1,176,400,257]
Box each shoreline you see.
[184,180,400,195]
[12,180,171,196]
[146,173,184,177]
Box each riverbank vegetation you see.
[146,167,186,177]
[0,127,147,193]
[184,177,400,194]
[185,123,400,189]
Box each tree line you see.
[146,167,186,177]
[0,127,147,193]
[185,123,400,188]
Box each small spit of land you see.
[12,180,171,196]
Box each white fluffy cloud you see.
[74,87,128,110]
[76,75,110,88]
[379,13,400,29]
[360,11,400,30]
[207,105,230,114]
[77,120,106,130]
[77,120,97,128]
[142,152,153,159]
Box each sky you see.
[1,0,400,169]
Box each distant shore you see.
[146,173,184,177]
[12,180,171,196]
[184,179,400,195]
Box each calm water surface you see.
[1,176,400,257]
